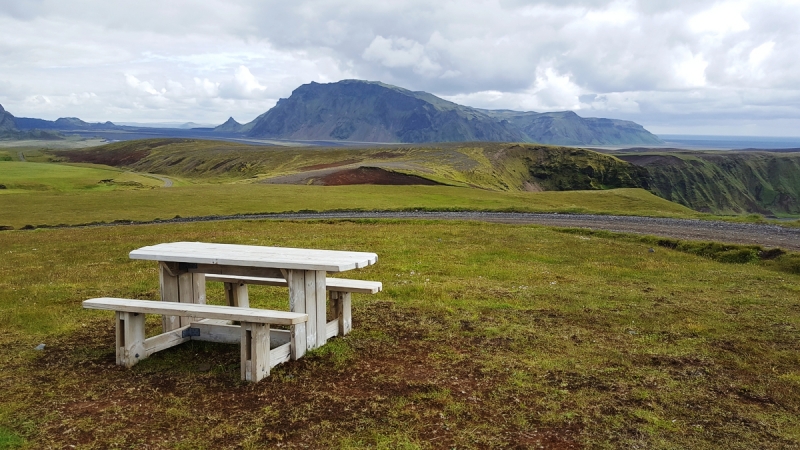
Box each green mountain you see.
[619,152,800,215]
[235,80,663,145]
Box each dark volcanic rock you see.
[240,80,663,145]
[0,103,18,133]
[245,80,526,143]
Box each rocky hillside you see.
[483,110,662,145]
[233,80,663,145]
[0,104,18,133]
[619,152,800,215]
[242,80,527,143]
[0,104,63,140]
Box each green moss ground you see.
[0,220,798,448]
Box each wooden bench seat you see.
[205,275,382,339]
[83,298,308,382]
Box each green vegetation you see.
[0,428,24,449]
[0,185,699,229]
[50,139,800,217]
[0,161,163,194]
[52,139,649,191]
[0,220,798,448]
[618,152,800,216]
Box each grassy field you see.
[0,184,702,229]
[0,161,163,194]
[0,219,798,448]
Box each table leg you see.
[285,269,327,352]
[159,262,207,332]
[223,281,249,308]
[286,270,306,359]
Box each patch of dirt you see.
[17,303,583,449]
[370,151,403,159]
[523,180,544,192]
[314,167,442,186]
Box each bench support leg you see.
[241,322,270,382]
[332,291,352,336]
[223,281,249,308]
[116,311,145,368]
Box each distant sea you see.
[659,135,800,150]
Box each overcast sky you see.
[1,0,799,136]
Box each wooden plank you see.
[304,270,318,350]
[269,342,291,368]
[315,270,327,348]
[159,263,181,332]
[83,298,308,325]
[336,291,352,336]
[326,319,339,339]
[144,326,190,356]
[178,272,195,327]
[116,311,145,368]
[190,264,283,280]
[130,242,378,273]
[193,321,241,344]
[206,275,383,295]
[192,273,206,304]
[287,270,306,360]
[270,329,291,347]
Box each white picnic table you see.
[129,242,378,354]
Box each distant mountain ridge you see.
[0,103,17,133]
[14,116,121,131]
[0,103,63,140]
[219,80,663,146]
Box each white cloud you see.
[0,0,798,134]
[219,65,267,99]
[362,36,441,76]
[674,51,709,88]
[688,2,750,35]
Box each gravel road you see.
[124,211,800,251]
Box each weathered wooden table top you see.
[129,241,378,272]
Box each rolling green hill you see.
[53,139,648,192]
[49,139,800,216]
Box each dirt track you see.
[84,211,800,252]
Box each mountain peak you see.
[213,116,244,133]
[0,103,18,133]
[236,79,662,145]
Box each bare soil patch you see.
[17,302,582,448]
[315,167,442,186]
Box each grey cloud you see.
[0,0,798,135]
